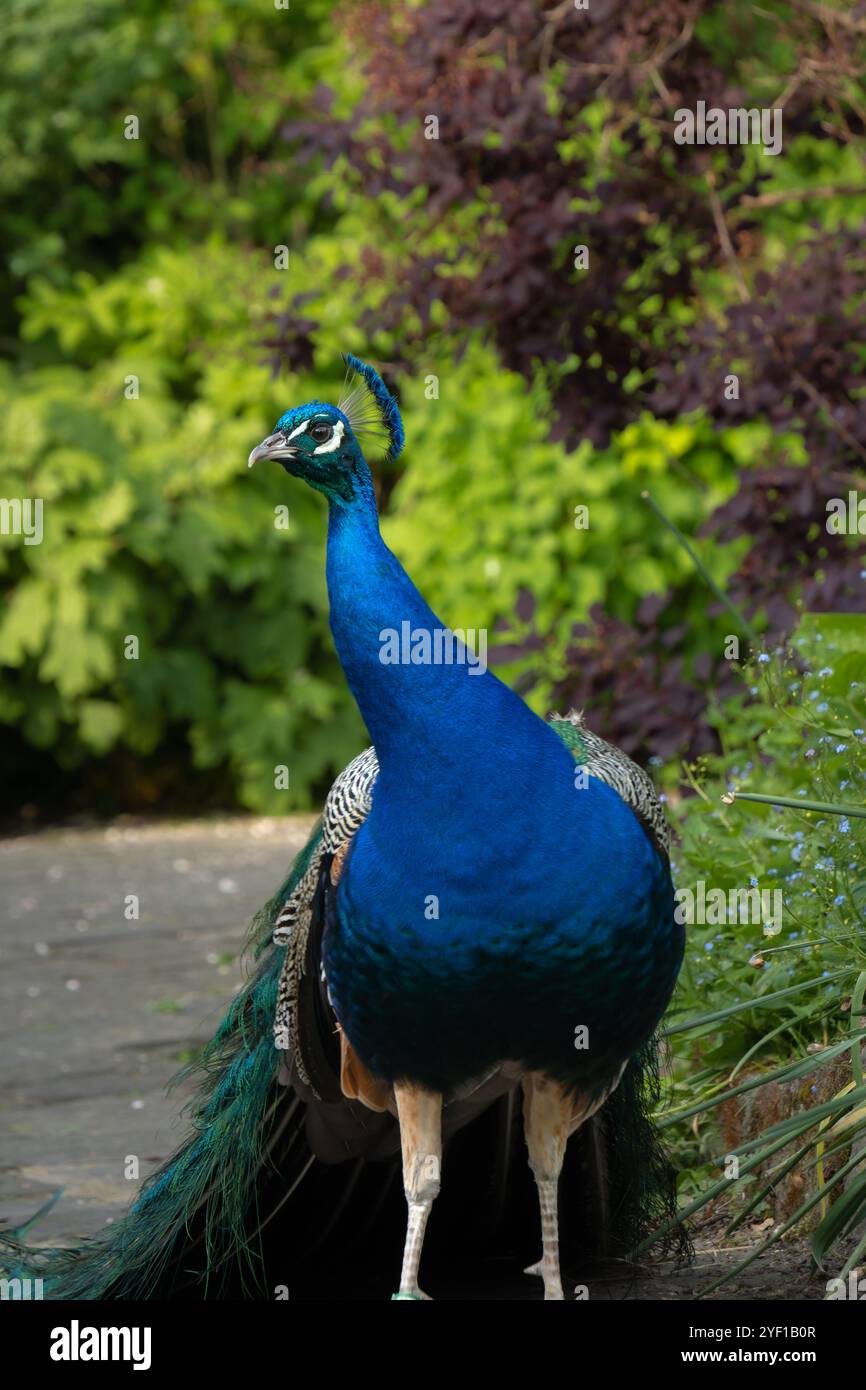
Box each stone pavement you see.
[0,817,312,1244]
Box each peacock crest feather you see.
[338,353,405,463]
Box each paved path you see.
[0,817,312,1243]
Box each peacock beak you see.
[247,433,286,468]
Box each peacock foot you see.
[524,1259,564,1301]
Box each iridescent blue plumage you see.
[322,458,681,1097]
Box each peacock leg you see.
[521,1071,581,1302]
[391,1082,442,1301]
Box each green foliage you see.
[1,0,862,819]
[0,284,787,806]
[0,240,366,810]
[658,614,866,1279]
[385,343,789,702]
[0,0,339,308]
[670,613,866,1049]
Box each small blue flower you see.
[834,895,845,906]
[704,941,714,952]
[839,818,850,833]
[758,653,770,664]
[835,744,847,753]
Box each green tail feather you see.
[0,821,323,1300]
[600,1037,691,1265]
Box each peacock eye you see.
[310,421,333,444]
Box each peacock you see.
[2,356,686,1301]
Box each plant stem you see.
[641,489,760,645]
[664,969,850,1036]
[722,789,866,819]
[851,971,866,1090]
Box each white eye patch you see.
[286,420,310,441]
[313,419,345,454]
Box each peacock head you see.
[247,354,404,503]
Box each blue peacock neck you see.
[324,461,550,805]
